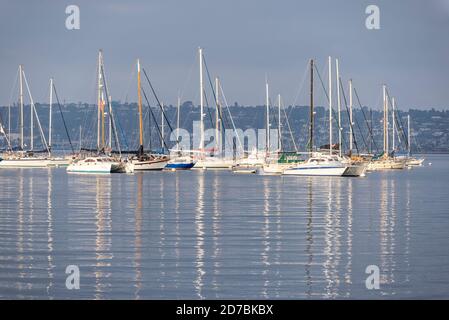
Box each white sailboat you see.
[128,59,169,171]
[405,114,425,166]
[0,65,52,168]
[284,153,347,176]
[193,48,235,170]
[367,85,406,171]
[67,50,126,174]
[165,97,196,170]
[282,59,348,177]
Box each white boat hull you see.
[283,166,347,176]
[0,158,51,168]
[193,158,235,170]
[131,158,169,171]
[367,159,406,171]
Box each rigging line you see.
[141,67,175,133]
[22,71,50,153]
[202,54,220,129]
[290,61,310,114]
[391,98,409,151]
[52,83,75,153]
[7,67,19,137]
[353,86,379,153]
[385,89,408,150]
[0,112,11,149]
[280,96,298,152]
[203,88,215,127]
[100,64,121,156]
[218,82,244,154]
[338,77,363,154]
[313,63,348,151]
[141,87,169,151]
[179,55,197,102]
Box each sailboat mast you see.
[215,77,221,156]
[162,102,165,151]
[49,77,53,150]
[383,84,388,154]
[19,65,24,150]
[29,70,34,151]
[177,96,181,136]
[349,79,353,154]
[277,94,282,152]
[408,114,411,157]
[137,59,143,155]
[328,56,332,155]
[336,58,342,157]
[199,47,204,156]
[176,96,181,152]
[108,95,112,149]
[97,50,102,152]
[309,59,314,154]
[392,97,396,152]
[265,78,270,155]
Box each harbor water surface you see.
[0,155,448,299]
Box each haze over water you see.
[0,155,448,299]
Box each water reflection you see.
[0,163,439,299]
[46,169,54,296]
[194,172,205,299]
[134,173,143,299]
[94,176,113,299]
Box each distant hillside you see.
[1,102,447,153]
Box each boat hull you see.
[283,166,347,176]
[131,159,169,171]
[343,164,367,177]
[193,159,235,170]
[367,159,406,171]
[67,163,114,173]
[165,162,195,170]
[0,158,51,168]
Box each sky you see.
[0,0,448,110]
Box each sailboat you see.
[367,85,406,171]
[45,77,76,167]
[67,50,126,174]
[127,59,169,171]
[193,48,235,170]
[404,114,424,166]
[165,97,196,170]
[0,65,52,168]
[283,59,348,177]
[258,93,302,175]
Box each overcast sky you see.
[1,0,448,109]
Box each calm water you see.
[0,155,448,299]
